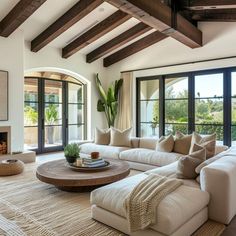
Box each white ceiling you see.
[0,0,157,58]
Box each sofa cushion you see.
[110,127,132,147]
[190,132,216,158]
[139,137,158,150]
[95,128,110,145]
[119,148,182,167]
[80,143,130,159]
[177,144,206,179]
[156,135,174,153]
[91,173,209,235]
[173,131,192,155]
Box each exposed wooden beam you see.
[105,0,202,48]
[86,23,152,63]
[187,9,236,22]
[62,10,131,59]
[186,0,236,10]
[31,0,104,52]
[0,0,47,37]
[103,31,168,67]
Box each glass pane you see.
[45,80,62,103]
[195,98,223,124]
[24,103,38,126]
[45,126,62,147]
[165,76,188,99]
[140,80,159,100]
[232,126,236,146]
[195,125,223,142]
[24,78,38,102]
[195,73,223,98]
[165,100,188,123]
[165,124,188,136]
[45,104,62,125]
[68,83,83,103]
[232,72,236,96]
[69,125,84,142]
[140,123,159,137]
[24,127,38,149]
[232,98,236,125]
[140,101,159,123]
[69,104,84,124]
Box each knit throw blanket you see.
[124,174,183,232]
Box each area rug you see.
[0,162,225,236]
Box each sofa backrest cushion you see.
[156,135,174,153]
[215,145,228,155]
[139,137,158,150]
[130,137,140,148]
[173,131,192,155]
[109,127,132,147]
[200,150,236,224]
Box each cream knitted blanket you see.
[124,174,183,232]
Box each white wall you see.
[0,30,24,152]
[24,42,109,139]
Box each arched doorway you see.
[24,69,88,153]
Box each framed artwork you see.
[0,71,8,121]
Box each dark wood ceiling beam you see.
[186,0,236,10]
[0,0,47,37]
[105,0,202,49]
[31,0,104,52]
[186,9,236,22]
[86,22,152,63]
[62,10,131,59]
[103,31,168,67]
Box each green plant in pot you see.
[64,143,81,164]
[95,74,123,128]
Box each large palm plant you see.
[95,74,123,127]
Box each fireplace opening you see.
[0,132,7,155]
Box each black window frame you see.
[136,67,235,147]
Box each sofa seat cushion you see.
[119,148,182,167]
[80,143,130,159]
[91,173,209,235]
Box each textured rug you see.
[0,162,225,236]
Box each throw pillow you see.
[94,128,110,145]
[173,131,192,155]
[156,135,174,153]
[109,127,132,147]
[190,132,216,158]
[176,143,206,179]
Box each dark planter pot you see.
[65,156,76,164]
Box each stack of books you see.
[82,157,106,168]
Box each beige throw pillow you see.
[156,135,174,153]
[94,128,110,145]
[190,132,216,158]
[176,144,206,179]
[109,127,132,147]
[173,131,192,155]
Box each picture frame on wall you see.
[0,70,8,121]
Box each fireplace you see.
[0,126,11,155]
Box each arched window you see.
[24,71,86,153]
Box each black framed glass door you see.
[24,76,86,153]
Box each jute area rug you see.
[0,162,225,236]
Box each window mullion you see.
[188,73,195,134]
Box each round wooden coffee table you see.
[36,158,130,192]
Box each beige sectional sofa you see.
[90,147,236,236]
[79,137,235,235]
[79,137,226,171]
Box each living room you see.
[0,0,236,235]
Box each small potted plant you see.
[64,143,81,164]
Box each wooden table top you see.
[36,158,130,187]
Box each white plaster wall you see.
[0,30,24,152]
[24,43,109,139]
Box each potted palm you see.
[64,143,81,164]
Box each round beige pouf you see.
[0,159,24,176]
